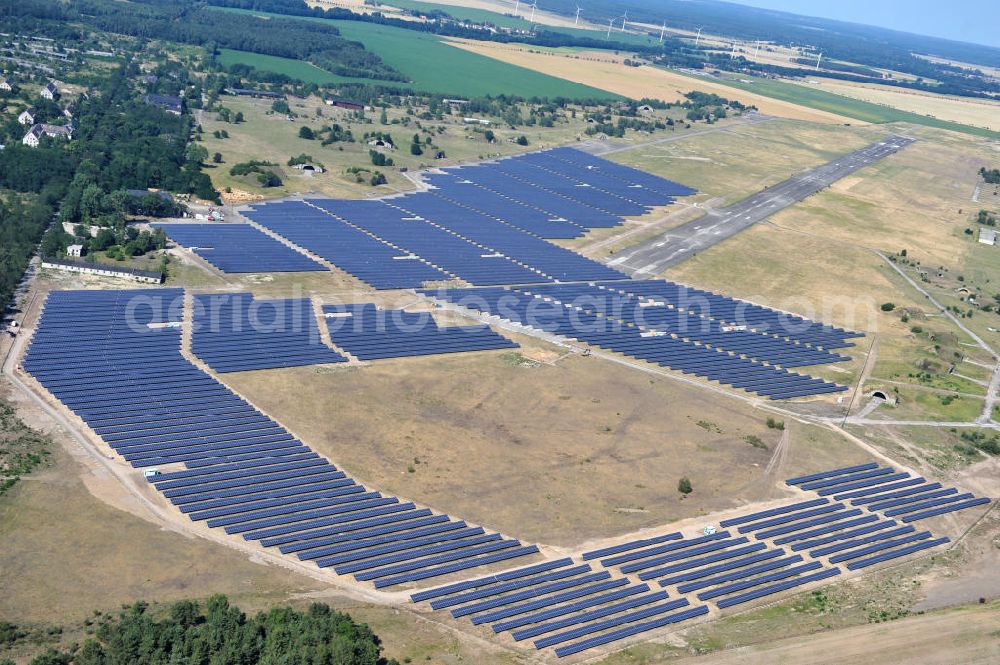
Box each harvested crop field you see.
[446,40,862,124]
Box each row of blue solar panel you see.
[409,557,711,657]
[23,289,540,589]
[422,286,848,400]
[191,293,346,372]
[153,224,325,273]
[323,303,516,360]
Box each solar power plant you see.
[420,284,850,399]
[598,280,863,349]
[307,198,548,286]
[786,464,991,524]
[234,148,686,286]
[410,558,709,658]
[243,200,451,289]
[420,175,591,239]
[22,289,540,587]
[192,293,346,372]
[388,195,627,283]
[323,303,517,360]
[423,168,622,231]
[152,223,325,273]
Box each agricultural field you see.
[704,75,1000,139]
[216,49,387,86]
[803,78,1000,132]
[446,40,862,123]
[212,7,619,99]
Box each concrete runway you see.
[607,134,915,277]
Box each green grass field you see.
[216,49,400,86]
[211,8,619,99]
[689,71,1000,139]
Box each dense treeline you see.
[9,596,397,665]
[0,195,55,312]
[10,0,404,82]
[981,167,1000,184]
[59,62,218,225]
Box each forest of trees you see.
[1,596,397,665]
[10,0,405,83]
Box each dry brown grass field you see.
[445,40,863,124]
[803,78,1000,131]
[221,335,866,547]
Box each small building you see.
[66,243,84,257]
[979,228,996,246]
[463,117,491,126]
[143,93,183,115]
[292,162,325,173]
[434,150,446,159]
[0,78,15,92]
[40,257,163,284]
[225,87,281,99]
[63,102,76,120]
[140,74,158,85]
[41,81,59,100]
[442,98,469,106]
[22,123,73,147]
[638,104,654,114]
[18,107,36,125]
[367,138,395,149]
[326,97,364,111]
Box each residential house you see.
[0,78,15,92]
[41,80,59,100]
[18,107,36,125]
[143,93,183,115]
[22,123,73,147]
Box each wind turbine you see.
[528,0,536,24]
[620,9,628,32]
[693,26,703,47]
[605,16,614,39]
[573,4,582,26]
[659,20,666,44]
[753,40,761,59]
[730,42,738,59]
[513,0,520,17]
[815,51,823,70]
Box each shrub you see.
[678,477,692,494]
[298,126,315,140]
[880,302,896,312]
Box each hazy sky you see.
[728,0,1000,48]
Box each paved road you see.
[607,134,915,276]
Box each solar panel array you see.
[581,528,839,612]
[233,147,693,287]
[411,460,990,657]
[192,293,346,372]
[23,289,539,587]
[153,223,325,273]
[420,282,852,399]
[323,303,516,360]
[410,558,708,658]
[786,463,991,530]
[239,201,450,289]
